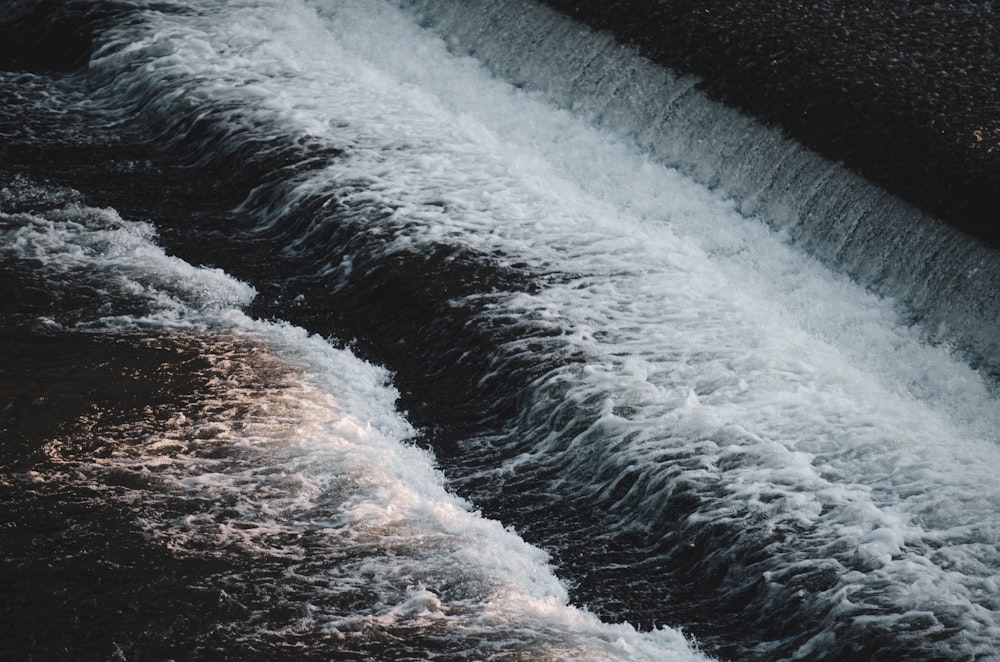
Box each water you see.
[2,1,999,660]
[540,0,1000,254]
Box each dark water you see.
[2,1,1000,661]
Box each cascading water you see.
[1,1,998,660]
[397,0,1000,385]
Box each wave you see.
[0,83,705,662]
[3,0,999,659]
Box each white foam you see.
[0,200,256,329]
[78,0,1000,654]
[72,319,708,660]
[1,190,707,657]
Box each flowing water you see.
[2,1,999,660]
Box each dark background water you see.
[539,0,1000,250]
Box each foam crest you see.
[54,324,709,660]
[0,193,256,329]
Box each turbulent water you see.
[2,1,999,660]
